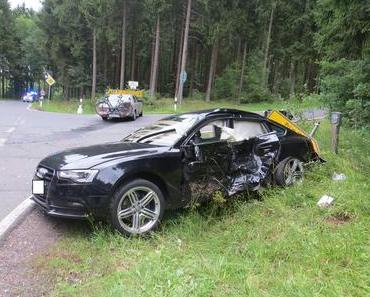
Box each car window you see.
[219,120,267,142]
[192,120,227,144]
[139,130,179,146]
[269,122,286,136]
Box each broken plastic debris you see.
[332,172,346,181]
[317,195,335,208]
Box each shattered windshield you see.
[123,113,203,146]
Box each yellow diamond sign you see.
[45,74,56,86]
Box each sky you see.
[9,0,42,11]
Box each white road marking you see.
[0,138,6,147]
[0,197,34,241]
[6,127,15,133]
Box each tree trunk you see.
[189,43,197,97]
[149,16,160,98]
[205,40,219,102]
[289,61,296,98]
[91,27,97,101]
[1,75,4,98]
[175,12,185,98]
[237,41,247,101]
[131,36,136,80]
[263,1,275,86]
[176,0,192,104]
[119,0,127,89]
[103,43,108,84]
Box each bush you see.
[320,55,370,127]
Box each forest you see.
[0,0,369,125]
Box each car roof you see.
[181,108,265,120]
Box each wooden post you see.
[48,85,51,101]
[331,112,342,154]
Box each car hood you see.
[39,142,167,170]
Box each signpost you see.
[44,72,56,101]
[331,112,342,154]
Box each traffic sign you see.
[45,73,56,86]
[128,81,139,90]
[180,71,187,84]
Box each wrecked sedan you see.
[96,94,143,121]
[31,109,321,236]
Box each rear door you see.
[182,117,281,203]
[225,119,280,194]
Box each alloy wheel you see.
[116,186,161,234]
[283,158,304,185]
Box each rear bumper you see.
[96,108,133,119]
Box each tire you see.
[109,179,166,236]
[274,157,304,187]
[132,111,137,121]
[139,110,143,117]
[102,116,108,121]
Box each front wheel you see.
[101,116,108,121]
[131,111,137,121]
[274,157,304,186]
[109,179,165,236]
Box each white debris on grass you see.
[332,172,347,181]
[317,195,335,208]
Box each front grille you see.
[34,165,55,202]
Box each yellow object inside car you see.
[267,110,321,156]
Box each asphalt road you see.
[0,100,164,221]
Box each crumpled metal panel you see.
[182,132,280,202]
[226,133,279,195]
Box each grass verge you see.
[32,96,323,115]
[35,120,369,297]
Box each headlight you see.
[57,170,98,183]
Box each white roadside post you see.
[77,98,83,114]
[174,97,178,112]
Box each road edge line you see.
[0,196,35,242]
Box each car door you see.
[181,118,232,203]
[181,117,281,203]
[225,119,280,195]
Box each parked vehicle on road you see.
[21,91,38,103]
[32,109,321,236]
[96,93,143,121]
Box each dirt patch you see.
[0,208,88,297]
[325,212,353,225]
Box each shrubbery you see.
[320,54,370,128]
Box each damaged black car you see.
[32,109,321,236]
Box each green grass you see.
[35,121,370,297]
[32,96,323,115]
